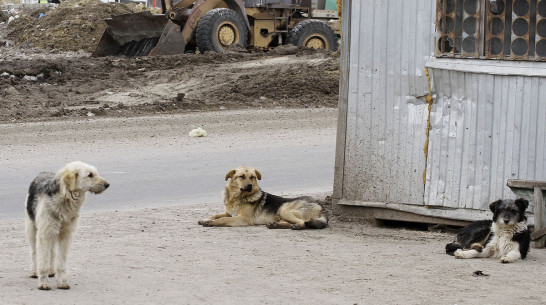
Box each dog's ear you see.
[489,200,502,213]
[225,169,236,181]
[515,198,529,212]
[62,170,78,192]
[254,169,261,180]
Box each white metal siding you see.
[425,70,546,211]
[336,0,546,220]
[341,0,436,205]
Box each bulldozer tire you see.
[287,19,338,51]
[196,8,248,53]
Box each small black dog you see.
[446,198,531,263]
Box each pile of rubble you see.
[5,0,149,52]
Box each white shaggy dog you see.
[25,161,109,290]
[447,199,531,263]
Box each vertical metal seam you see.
[332,0,351,201]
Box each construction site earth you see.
[0,0,340,122]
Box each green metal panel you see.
[325,0,336,10]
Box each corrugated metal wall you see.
[340,0,436,205]
[425,70,546,211]
[336,0,546,218]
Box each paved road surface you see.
[0,108,337,219]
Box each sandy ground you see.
[1,203,545,305]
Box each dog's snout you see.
[104,182,110,189]
[241,183,253,192]
[504,218,510,224]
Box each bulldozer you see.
[92,0,339,57]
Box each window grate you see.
[436,0,546,61]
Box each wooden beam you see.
[506,179,546,190]
[531,227,546,241]
[534,186,545,248]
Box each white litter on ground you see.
[189,127,208,137]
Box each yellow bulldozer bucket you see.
[92,0,249,57]
[92,11,169,57]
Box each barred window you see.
[436,0,546,61]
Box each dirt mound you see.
[0,51,339,122]
[219,57,339,106]
[6,0,147,52]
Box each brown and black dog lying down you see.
[198,166,328,230]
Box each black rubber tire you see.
[196,8,248,53]
[287,19,339,51]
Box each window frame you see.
[435,0,546,62]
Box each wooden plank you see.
[534,186,545,248]
[333,204,471,227]
[507,179,546,190]
[531,227,546,240]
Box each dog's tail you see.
[445,242,462,256]
[305,210,329,229]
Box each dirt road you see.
[0,108,337,219]
[2,203,545,305]
[1,107,544,304]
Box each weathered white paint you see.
[337,0,435,206]
[424,68,546,212]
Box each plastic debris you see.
[189,127,208,137]
[23,75,38,81]
[7,14,19,24]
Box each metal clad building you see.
[334,0,546,223]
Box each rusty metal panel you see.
[425,69,546,211]
[339,0,436,205]
[535,0,546,59]
[486,0,507,58]
[436,0,546,61]
[436,0,481,58]
[485,0,534,60]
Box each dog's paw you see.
[48,273,55,278]
[500,256,514,264]
[57,281,71,290]
[198,219,213,227]
[266,222,277,229]
[30,271,38,278]
[454,249,464,258]
[38,282,52,290]
[289,224,303,230]
[470,243,483,252]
